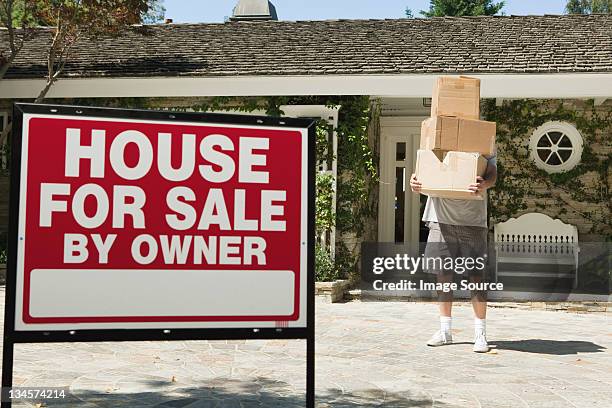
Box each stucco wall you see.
[484,98,611,242]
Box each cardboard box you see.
[420,116,496,155]
[431,76,480,120]
[415,150,488,200]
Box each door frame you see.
[378,116,426,243]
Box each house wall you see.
[0,97,608,251]
[337,103,381,276]
[484,98,611,241]
[372,97,611,245]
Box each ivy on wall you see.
[315,172,335,236]
[0,138,10,175]
[483,99,611,240]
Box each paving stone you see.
[0,288,610,407]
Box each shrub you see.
[315,245,338,282]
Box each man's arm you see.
[482,159,497,188]
[410,173,421,192]
[468,157,497,194]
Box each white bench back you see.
[494,213,579,244]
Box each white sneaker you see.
[473,332,490,353]
[427,330,453,347]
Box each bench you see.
[493,213,579,289]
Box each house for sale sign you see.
[9,105,314,332]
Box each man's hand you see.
[410,173,422,193]
[468,176,490,195]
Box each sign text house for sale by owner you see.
[6,104,315,334]
[2,104,316,408]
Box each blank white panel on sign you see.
[29,269,295,318]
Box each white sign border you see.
[15,113,309,331]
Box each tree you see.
[33,0,159,102]
[0,0,40,80]
[143,0,165,24]
[0,0,162,145]
[0,0,41,147]
[419,0,505,17]
[565,0,611,14]
[1,1,163,96]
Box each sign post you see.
[2,103,316,407]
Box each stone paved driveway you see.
[0,288,610,407]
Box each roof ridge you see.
[3,13,610,80]
[2,13,610,31]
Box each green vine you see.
[483,99,611,240]
[0,230,6,264]
[316,172,335,235]
[0,140,9,176]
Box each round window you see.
[529,121,583,173]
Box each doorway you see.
[378,117,426,244]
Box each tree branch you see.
[36,22,79,103]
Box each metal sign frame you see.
[2,103,316,407]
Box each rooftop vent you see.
[230,0,278,21]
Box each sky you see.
[163,0,569,23]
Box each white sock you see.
[440,316,452,334]
[474,318,486,337]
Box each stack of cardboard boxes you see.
[415,76,496,200]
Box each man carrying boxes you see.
[410,76,497,353]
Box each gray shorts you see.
[424,222,488,278]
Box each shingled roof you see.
[2,14,611,79]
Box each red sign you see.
[14,111,310,331]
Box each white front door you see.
[378,117,425,243]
